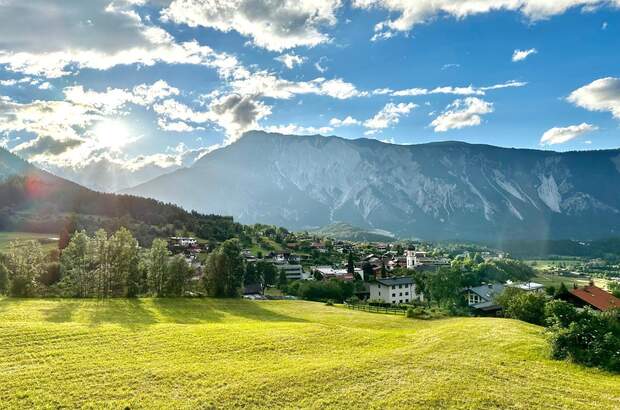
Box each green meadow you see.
[0,232,58,252]
[0,298,618,409]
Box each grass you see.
[533,273,611,290]
[0,231,58,252]
[0,299,618,409]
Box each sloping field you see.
[0,298,617,409]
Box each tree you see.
[278,268,288,289]
[244,263,262,285]
[362,261,374,282]
[0,262,8,295]
[61,231,94,297]
[495,288,547,325]
[555,282,570,299]
[204,239,245,297]
[147,238,170,296]
[108,227,139,297]
[258,260,277,286]
[166,255,192,296]
[6,240,46,297]
[91,229,111,298]
[608,281,620,298]
[347,252,354,275]
[425,267,463,307]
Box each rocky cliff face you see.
[125,131,620,240]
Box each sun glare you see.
[93,120,132,150]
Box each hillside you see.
[0,148,241,244]
[312,222,396,242]
[125,131,620,241]
[0,298,617,409]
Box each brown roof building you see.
[568,284,620,312]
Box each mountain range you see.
[0,147,240,243]
[123,131,620,241]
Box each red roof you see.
[569,285,620,311]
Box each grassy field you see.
[0,299,618,409]
[533,273,611,290]
[0,231,58,252]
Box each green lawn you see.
[0,299,618,409]
[0,231,58,252]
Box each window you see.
[378,292,381,296]
[392,285,396,290]
[405,292,409,296]
[392,293,396,297]
[405,298,409,302]
[399,292,402,296]
[399,284,402,289]
[399,300,403,303]
[378,284,381,288]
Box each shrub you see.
[496,288,547,325]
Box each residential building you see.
[279,264,304,281]
[464,284,505,313]
[566,284,620,312]
[508,281,545,292]
[405,250,449,271]
[368,276,422,304]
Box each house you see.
[566,284,620,312]
[243,283,264,296]
[405,250,449,271]
[369,276,422,305]
[464,284,505,313]
[278,264,304,281]
[312,266,361,281]
[508,281,545,292]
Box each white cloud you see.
[364,102,417,130]
[353,0,620,39]
[330,116,362,127]
[315,56,329,73]
[262,124,334,135]
[430,97,494,132]
[160,0,342,51]
[540,123,598,145]
[391,80,527,97]
[230,72,366,100]
[275,53,306,69]
[0,0,245,78]
[154,93,272,143]
[567,77,620,118]
[512,48,537,62]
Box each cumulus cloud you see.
[160,0,342,51]
[0,0,245,78]
[512,48,537,62]
[364,102,417,130]
[13,135,83,158]
[329,116,362,127]
[430,97,494,132]
[154,93,272,143]
[353,0,620,39]
[275,53,306,69]
[540,123,598,145]
[568,77,620,118]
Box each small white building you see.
[508,281,545,292]
[369,276,422,304]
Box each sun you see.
[92,120,132,150]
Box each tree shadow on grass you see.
[151,298,227,324]
[42,299,82,323]
[219,299,308,323]
[86,299,158,330]
[150,298,308,324]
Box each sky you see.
[0,0,620,190]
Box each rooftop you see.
[569,285,620,312]
[374,276,414,286]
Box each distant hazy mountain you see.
[124,131,620,241]
[0,147,240,242]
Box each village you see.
[165,231,620,315]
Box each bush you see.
[496,288,547,325]
[547,308,620,372]
[285,279,354,303]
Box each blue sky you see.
[0,1,619,190]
